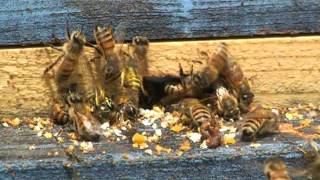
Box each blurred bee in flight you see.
[264,158,291,180]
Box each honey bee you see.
[43,27,92,94]
[163,64,194,95]
[240,105,280,142]
[129,36,150,76]
[220,46,254,113]
[215,85,240,121]
[177,98,217,130]
[264,158,291,180]
[93,25,123,100]
[66,90,102,141]
[160,43,228,104]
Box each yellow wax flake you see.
[79,142,95,153]
[223,134,236,145]
[170,123,184,133]
[11,118,21,127]
[122,153,129,160]
[28,144,36,150]
[299,119,312,128]
[285,113,294,120]
[44,132,53,139]
[68,132,78,140]
[65,145,75,155]
[179,140,191,152]
[57,137,64,144]
[249,143,262,148]
[132,133,146,145]
[155,145,172,154]
[144,149,153,155]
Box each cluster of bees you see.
[43,24,280,148]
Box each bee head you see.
[70,31,86,45]
[239,83,254,103]
[221,96,240,121]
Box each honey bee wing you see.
[114,22,127,44]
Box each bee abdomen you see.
[191,104,212,123]
[241,118,263,141]
[164,84,184,94]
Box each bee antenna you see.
[80,24,84,34]
[66,20,70,40]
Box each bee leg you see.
[42,42,63,52]
[43,53,65,75]
[85,42,104,56]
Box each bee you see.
[220,46,254,113]
[240,105,280,142]
[163,64,194,95]
[114,88,139,122]
[160,43,228,104]
[129,36,149,76]
[43,26,93,94]
[215,85,240,121]
[66,90,102,141]
[264,158,291,180]
[177,98,218,130]
[93,25,123,100]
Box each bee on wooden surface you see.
[264,158,291,180]
[66,90,102,141]
[177,98,217,130]
[160,43,228,104]
[43,26,95,94]
[93,25,126,100]
[163,64,194,95]
[114,88,139,122]
[240,105,280,142]
[220,48,254,113]
[215,85,240,121]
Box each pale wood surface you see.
[0,36,319,116]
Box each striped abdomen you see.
[56,57,77,84]
[164,83,184,94]
[241,118,264,141]
[189,103,212,126]
[124,67,142,92]
[94,26,115,51]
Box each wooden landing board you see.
[1,0,320,45]
[0,36,320,116]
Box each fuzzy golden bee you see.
[240,105,280,142]
[220,46,254,113]
[43,28,90,94]
[264,158,291,180]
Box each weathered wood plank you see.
[0,36,319,116]
[1,0,320,45]
[0,122,312,179]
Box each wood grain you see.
[0,36,319,116]
[1,0,320,45]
